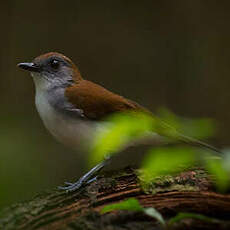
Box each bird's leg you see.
[58,157,110,192]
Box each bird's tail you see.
[155,118,221,154]
[175,132,221,154]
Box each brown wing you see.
[65,80,149,120]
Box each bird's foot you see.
[58,160,109,192]
[58,176,98,192]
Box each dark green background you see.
[1,1,230,209]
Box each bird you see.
[18,52,220,192]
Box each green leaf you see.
[157,107,216,140]
[169,212,219,225]
[101,198,165,225]
[222,149,230,173]
[89,109,216,167]
[140,146,196,183]
[89,112,155,166]
[144,207,165,225]
[101,198,143,214]
[205,154,229,192]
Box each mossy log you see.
[0,168,230,230]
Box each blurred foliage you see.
[140,146,196,183]
[90,110,230,192]
[90,108,217,166]
[101,198,165,225]
[205,150,230,192]
[98,111,228,226]
[168,212,221,226]
[157,107,216,140]
[90,109,207,166]
[90,112,155,166]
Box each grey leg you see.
[58,159,110,192]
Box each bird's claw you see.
[64,182,73,185]
[58,160,108,193]
[58,176,98,192]
[58,181,82,192]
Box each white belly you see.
[35,92,96,150]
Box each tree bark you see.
[0,168,230,230]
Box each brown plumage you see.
[65,79,148,120]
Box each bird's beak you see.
[17,62,40,72]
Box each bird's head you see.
[18,52,82,90]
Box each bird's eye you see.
[50,59,60,69]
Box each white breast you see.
[32,74,96,150]
[35,91,96,150]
